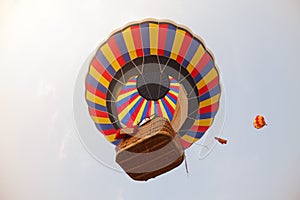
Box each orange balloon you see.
[253,115,267,129]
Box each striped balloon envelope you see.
[253,115,267,129]
[85,19,221,149]
[116,76,180,127]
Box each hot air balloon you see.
[85,19,221,180]
[215,137,227,144]
[253,115,267,129]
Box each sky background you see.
[1,0,300,199]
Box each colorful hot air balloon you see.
[253,115,267,129]
[86,19,221,149]
[85,19,223,180]
[85,19,221,149]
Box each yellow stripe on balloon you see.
[86,91,106,106]
[89,66,110,88]
[91,116,111,124]
[196,68,218,88]
[118,95,141,121]
[122,27,138,60]
[106,134,116,142]
[186,44,205,73]
[199,94,220,108]
[193,118,213,126]
[126,81,136,86]
[150,101,155,116]
[170,29,186,60]
[89,65,101,80]
[168,89,179,97]
[117,89,137,102]
[181,135,199,144]
[133,99,147,125]
[100,43,121,72]
[158,99,169,120]
[149,23,159,55]
[164,94,176,109]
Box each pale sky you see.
[1,0,300,200]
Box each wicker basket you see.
[115,117,184,181]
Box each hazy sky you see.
[1,0,300,200]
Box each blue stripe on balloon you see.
[114,32,128,56]
[106,65,117,77]
[116,91,138,109]
[112,140,121,145]
[122,97,143,125]
[170,86,179,93]
[164,24,176,57]
[96,51,116,77]
[124,84,136,88]
[170,78,177,83]
[198,112,212,119]
[166,93,176,105]
[186,130,204,139]
[86,74,107,94]
[200,60,214,77]
[161,98,173,121]
[86,100,107,112]
[154,102,158,114]
[122,52,131,63]
[113,33,131,63]
[95,123,115,131]
[140,23,150,55]
[183,39,201,68]
[199,84,220,101]
[121,112,131,126]
[182,59,190,68]
[193,73,203,84]
[141,101,150,120]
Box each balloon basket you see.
[115,117,184,181]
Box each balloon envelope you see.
[85,19,222,149]
[253,115,267,129]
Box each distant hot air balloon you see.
[215,137,227,144]
[253,115,267,129]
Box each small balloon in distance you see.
[215,137,227,144]
[253,115,267,129]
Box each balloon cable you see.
[194,143,209,150]
[184,154,189,175]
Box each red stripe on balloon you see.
[158,24,168,56]
[127,98,145,126]
[107,36,126,66]
[195,52,211,73]
[156,101,162,116]
[101,129,117,136]
[86,82,106,100]
[88,108,110,118]
[176,32,192,64]
[91,57,106,75]
[199,102,219,114]
[118,87,136,96]
[167,90,178,102]
[190,67,199,79]
[180,139,192,149]
[117,93,139,113]
[161,97,175,115]
[198,76,219,96]
[190,125,209,132]
[131,25,143,57]
[102,70,113,82]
